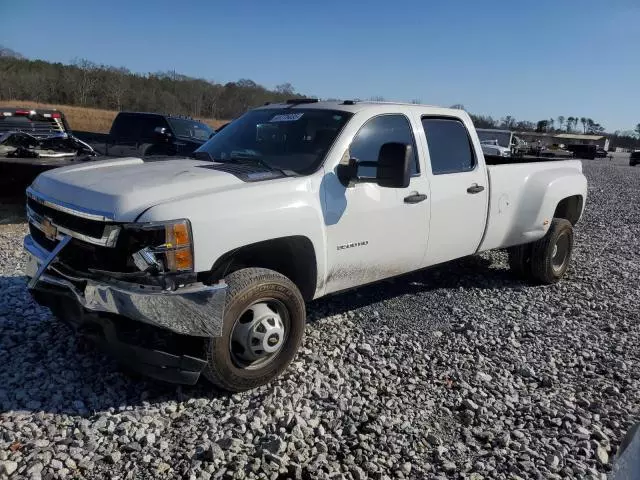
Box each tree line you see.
[461,108,640,150]
[1,48,638,149]
[465,111,605,134]
[0,54,302,121]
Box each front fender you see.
[137,175,326,289]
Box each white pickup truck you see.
[23,100,587,391]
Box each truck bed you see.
[480,159,586,251]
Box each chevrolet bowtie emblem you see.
[41,217,58,241]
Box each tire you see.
[529,218,574,284]
[202,268,306,392]
[618,422,640,458]
[507,243,533,279]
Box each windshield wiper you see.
[190,150,297,176]
[228,152,294,176]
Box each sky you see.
[1,0,638,132]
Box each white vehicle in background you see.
[480,138,511,157]
[477,128,527,157]
[23,99,587,391]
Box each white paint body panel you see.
[29,102,587,300]
[408,109,490,266]
[480,160,587,250]
[31,157,245,221]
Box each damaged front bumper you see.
[24,234,227,384]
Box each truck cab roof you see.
[252,100,465,117]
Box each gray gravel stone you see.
[546,454,560,468]
[108,451,122,464]
[1,461,18,476]
[442,461,457,473]
[205,443,225,462]
[596,445,609,465]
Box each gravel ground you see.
[0,159,639,480]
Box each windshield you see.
[194,108,353,174]
[167,118,214,141]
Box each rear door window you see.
[422,117,476,175]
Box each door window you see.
[422,117,476,175]
[110,114,141,139]
[349,114,419,177]
[139,116,170,141]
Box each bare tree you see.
[72,58,99,105]
[275,83,295,95]
[501,115,516,129]
[106,67,130,110]
[557,116,565,132]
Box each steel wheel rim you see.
[230,299,289,370]
[552,233,570,272]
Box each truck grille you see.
[27,197,106,238]
[29,223,131,273]
[26,189,120,249]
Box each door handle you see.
[404,193,428,204]
[467,184,485,194]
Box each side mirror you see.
[376,142,412,188]
[154,126,172,139]
[336,142,412,188]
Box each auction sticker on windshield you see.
[270,113,304,122]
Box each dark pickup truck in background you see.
[74,111,216,157]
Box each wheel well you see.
[554,195,583,225]
[206,236,318,301]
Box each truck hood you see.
[30,157,252,221]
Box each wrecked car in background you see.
[0,107,97,191]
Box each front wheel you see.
[202,268,306,392]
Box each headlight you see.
[126,219,194,273]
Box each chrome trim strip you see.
[27,235,71,289]
[27,205,121,248]
[26,187,115,222]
